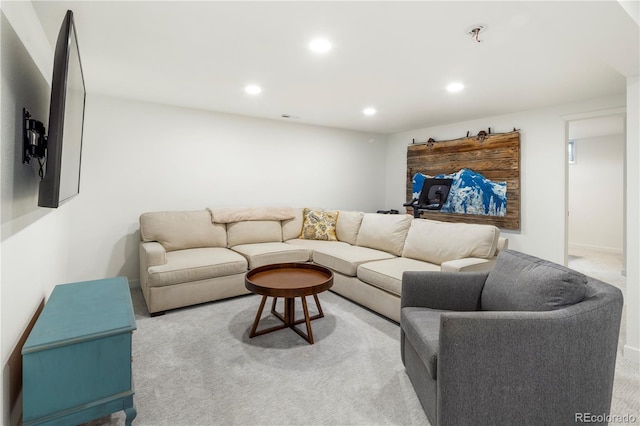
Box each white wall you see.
[64,94,387,285]
[1,4,69,425]
[383,95,626,264]
[625,75,640,363]
[568,134,624,253]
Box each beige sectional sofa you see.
[139,207,508,321]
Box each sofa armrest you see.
[140,241,166,268]
[401,271,488,311]
[497,237,509,252]
[441,257,495,272]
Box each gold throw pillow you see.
[300,208,339,241]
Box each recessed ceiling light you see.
[309,38,332,53]
[363,107,377,116]
[245,85,262,95]
[446,82,464,93]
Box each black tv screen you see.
[38,10,86,208]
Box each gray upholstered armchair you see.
[401,249,623,426]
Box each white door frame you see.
[563,107,627,271]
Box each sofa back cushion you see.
[140,210,227,251]
[208,206,296,223]
[336,210,364,245]
[402,219,500,265]
[227,220,283,247]
[481,250,588,311]
[355,213,413,256]
[282,208,304,241]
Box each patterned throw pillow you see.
[300,208,339,241]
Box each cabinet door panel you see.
[23,333,132,421]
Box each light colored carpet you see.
[568,248,640,425]
[90,290,428,426]
[568,247,626,291]
[88,250,640,425]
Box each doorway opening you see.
[565,112,626,290]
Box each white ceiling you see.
[32,1,639,135]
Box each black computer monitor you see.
[417,178,453,210]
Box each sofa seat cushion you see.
[402,219,500,265]
[358,257,441,296]
[285,238,351,252]
[231,242,311,269]
[312,245,395,277]
[148,247,248,287]
[401,307,447,380]
[481,249,588,311]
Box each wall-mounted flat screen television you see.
[38,10,86,208]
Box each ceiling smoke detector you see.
[466,24,487,42]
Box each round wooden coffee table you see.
[245,263,333,345]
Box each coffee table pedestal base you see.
[249,294,324,344]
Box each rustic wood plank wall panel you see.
[406,131,520,230]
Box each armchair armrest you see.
[140,241,166,268]
[441,257,495,272]
[401,271,488,311]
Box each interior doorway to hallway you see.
[566,113,626,289]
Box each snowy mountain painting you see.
[412,168,507,217]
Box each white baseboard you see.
[624,344,640,364]
[568,242,623,255]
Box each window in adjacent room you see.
[568,139,576,164]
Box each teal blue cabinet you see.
[22,277,137,425]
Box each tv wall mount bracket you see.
[23,108,48,176]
